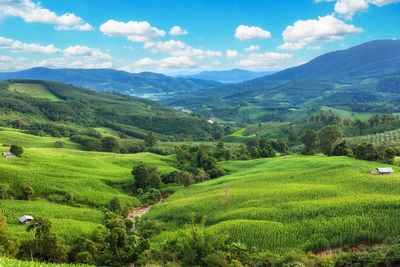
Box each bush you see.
[20,182,34,200]
[10,144,23,157]
[109,197,122,212]
[0,183,10,199]
[54,141,65,148]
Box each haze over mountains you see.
[179,69,275,83]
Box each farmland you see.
[9,82,61,101]
[145,155,400,252]
[346,128,400,147]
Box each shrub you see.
[0,183,10,199]
[10,144,23,157]
[20,182,34,200]
[109,197,122,212]
[54,141,65,148]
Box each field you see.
[221,128,254,143]
[0,131,178,244]
[145,155,400,252]
[0,256,91,266]
[320,106,375,120]
[346,128,400,147]
[95,127,122,138]
[9,83,61,101]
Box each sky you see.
[0,0,399,74]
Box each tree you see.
[301,130,319,154]
[288,124,298,144]
[109,197,122,212]
[381,147,397,164]
[0,213,20,257]
[260,144,276,158]
[332,140,353,156]
[102,137,120,153]
[181,172,194,187]
[144,132,157,148]
[353,143,380,161]
[249,146,260,159]
[131,163,161,189]
[319,125,343,155]
[10,144,23,157]
[20,182,34,200]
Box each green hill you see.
[145,155,400,252]
[0,79,223,141]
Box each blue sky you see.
[0,0,399,74]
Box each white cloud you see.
[226,49,239,58]
[0,36,60,53]
[0,55,32,71]
[169,26,188,36]
[278,15,363,50]
[212,60,221,65]
[100,20,166,42]
[316,0,400,18]
[235,52,292,69]
[63,45,112,68]
[244,45,260,51]
[144,40,222,59]
[234,25,271,41]
[123,56,196,71]
[0,0,93,31]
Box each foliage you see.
[19,182,34,201]
[301,130,319,155]
[319,125,343,155]
[0,213,20,258]
[144,132,158,148]
[131,163,162,189]
[10,144,24,157]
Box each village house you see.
[2,152,16,158]
[377,167,394,175]
[19,215,34,225]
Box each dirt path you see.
[128,199,163,227]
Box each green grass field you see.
[221,128,254,143]
[0,128,82,149]
[0,256,91,266]
[0,131,178,245]
[95,127,121,138]
[9,83,61,101]
[145,155,400,252]
[320,106,374,120]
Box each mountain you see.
[179,69,275,83]
[164,40,400,122]
[0,67,221,97]
[264,39,400,82]
[0,79,223,141]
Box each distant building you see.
[377,167,394,175]
[19,215,34,225]
[2,152,16,159]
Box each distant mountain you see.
[165,40,400,122]
[264,39,400,82]
[0,67,221,96]
[180,69,275,83]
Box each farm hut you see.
[377,167,394,175]
[2,152,16,158]
[19,215,34,225]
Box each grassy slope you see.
[221,128,253,143]
[0,256,91,266]
[146,155,400,252]
[9,83,61,101]
[0,130,177,244]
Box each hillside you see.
[0,79,223,141]
[0,67,221,97]
[179,69,274,83]
[146,155,400,252]
[164,40,400,122]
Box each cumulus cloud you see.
[0,36,60,53]
[316,0,400,18]
[226,49,239,58]
[63,45,112,68]
[234,25,271,41]
[122,56,196,71]
[278,15,363,50]
[244,45,260,51]
[235,52,292,69]
[100,20,166,42]
[169,26,188,36]
[0,0,93,31]
[144,40,222,59]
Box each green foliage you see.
[144,132,158,148]
[332,140,353,157]
[353,143,380,161]
[319,125,343,155]
[109,197,122,213]
[19,182,34,201]
[0,213,20,258]
[301,130,319,155]
[10,144,24,157]
[132,163,162,189]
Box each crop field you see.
[221,128,254,143]
[9,83,61,101]
[0,256,92,266]
[320,106,374,120]
[95,127,122,138]
[146,155,400,252]
[1,199,103,244]
[0,128,82,149]
[346,128,400,147]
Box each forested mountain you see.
[164,40,400,122]
[179,69,274,83]
[0,79,223,141]
[0,67,221,96]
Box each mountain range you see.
[178,69,275,83]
